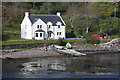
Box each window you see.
[48,25,51,28]
[57,32,62,35]
[49,25,51,28]
[36,33,38,37]
[60,32,61,35]
[37,25,39,29]
[40,25,42,29]
[58,25,60,28]
[37,25,42,29]
[40,33,42,37]
[57,32,59,35]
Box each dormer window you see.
[37,25,39,29]
[58,25,60,28]
[48,25,51,29]
[40,25,42,28]
[37,25,42,29]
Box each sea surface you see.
[2,53,120,79]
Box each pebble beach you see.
[1,49,61,59]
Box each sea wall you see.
[2,43,50,49]
[2,41,87,49]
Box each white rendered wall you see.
[21,16,32,39]
[47,22,54,39]
[54,22,65,39]
[32,19,47,39]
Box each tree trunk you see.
[86,26,91,34]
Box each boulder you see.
[100,38,120,49]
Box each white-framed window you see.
[36,33,38,37]
[58,25,60,28]
[37,25,42,29]
[37,25,39,29]
[40,33,42,37]
[40,25,42,29]
[60,32,61,35]
[48,25,51,29]
[57,32,62,35]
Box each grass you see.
[2,39,57,45]
[2,38,86,45]
[72,44,94,47]
[1,47,32,50]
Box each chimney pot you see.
[25,12,29,16]
[57,12,60,16]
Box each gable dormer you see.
[56,22,62,29]
[47,22,52,29]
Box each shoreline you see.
[1,46,119,59]
[1,49,62,59]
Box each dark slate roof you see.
[35,29,45,32]
[29,14,65,26]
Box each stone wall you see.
[2,43,55,49]
[2,41,86,49]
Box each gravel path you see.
[1,49,61,59]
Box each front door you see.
[48,33,51,38]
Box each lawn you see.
[2,38,86,45]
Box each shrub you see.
[86,36,100,44]
[2,34,10,41]
[57,38,66,46]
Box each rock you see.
[100,38,120,50]
[17,64,24,68]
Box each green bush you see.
[2,34,10,41]
[57,38,66,46]
[86,36,100,44]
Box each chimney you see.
[25,12,29,16]
[57,12,60,16]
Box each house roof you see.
[29,14,65,26]
[35,29,45,32]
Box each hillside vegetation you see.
[2,2,120,43]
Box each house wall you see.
[54,22,65,39]
[47,22,54,39]
[21,16,32,39]
[32,19,48,39]
[54,26,65,39]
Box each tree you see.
[92,2,118,17]
[39,2,56,14]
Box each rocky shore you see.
[1,48,61,59]
[74,46,119,54]
[1,38,120,59]
[74,38,120,54]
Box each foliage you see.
[2,34,10,41]
[3,20,13,27]
[66,28,76,38]
[57,39,66,46]
[39,2,56,14]
[2,2,120,45]
[86,36,100,44]
[92,2,118,17]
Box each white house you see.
[21,12,66,40]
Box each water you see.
[2,53,120,78]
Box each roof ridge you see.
[30,14,58,16]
